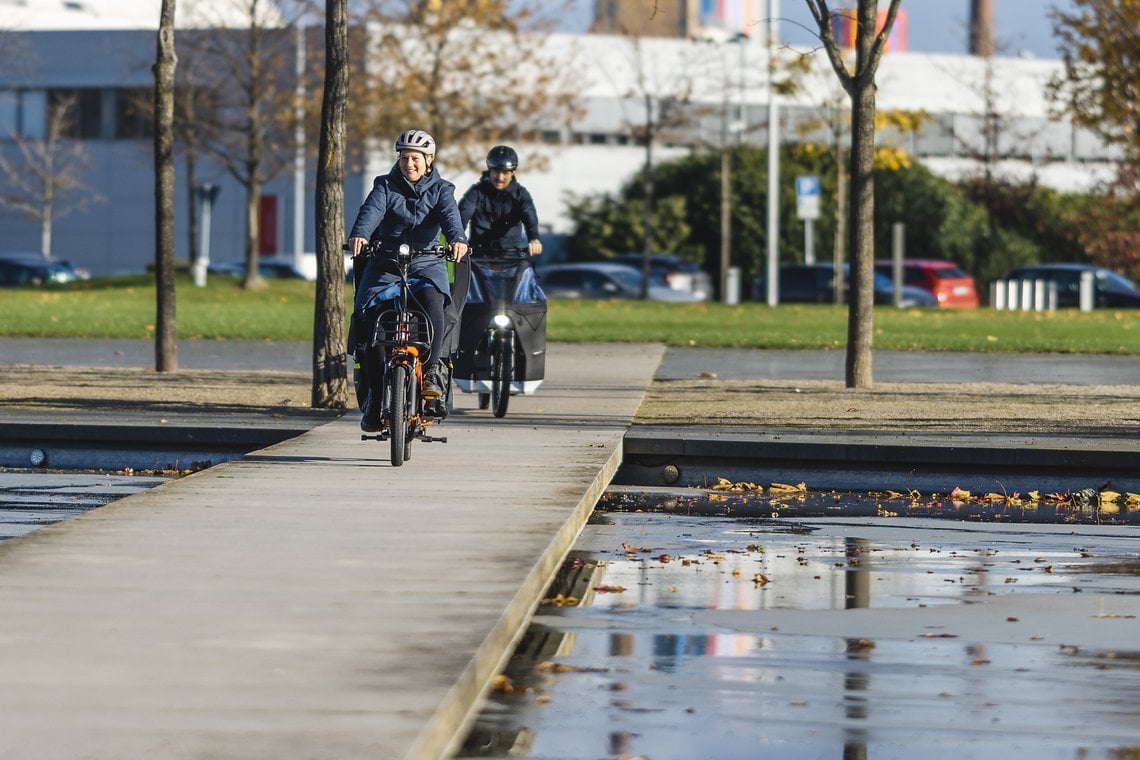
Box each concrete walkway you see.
[0,342,665,760]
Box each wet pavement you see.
[0,471,166,540]
[461,511,1140,759]
[0,337,1137,759]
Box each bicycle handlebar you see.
[470,247,530,259]
[345,241,454,261]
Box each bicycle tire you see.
[389,364,408,466]
[404,365,417,462]
[491,334,513,418]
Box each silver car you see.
[536,262,703,302]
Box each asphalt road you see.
[2,338,1136,385]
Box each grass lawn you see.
[0,274,1136,354]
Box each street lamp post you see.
[193,182,220,287]
[765,0,780,306]
[292,1,306,273]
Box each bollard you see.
[991,280,1006,310]
[1079,271,1094,311]
[725,266,741,306]
[1020,279,1033,311]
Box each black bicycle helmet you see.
[486,145,519,171]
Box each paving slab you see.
[0,342,666,760]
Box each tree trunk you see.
[805,0,901,389]
[40,204,52,259]
[241,9,265,291]
[639,90,654,301]
[720,147,730,301]
[153,0,178,373]
[184,114,199,267]
[243,169,263,290]
[844,3,879,390]
[832,103,847,305]
[312,0,349,409]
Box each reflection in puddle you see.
[459,513,1140,759]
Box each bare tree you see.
[350,0,581,170]
[1049,0,1140,170]
[311,0,349,409]
[153,0,178,372]
[804,0,903,389]
[0,96,104,258]
[189,0,297,290]
[613,34,697,298]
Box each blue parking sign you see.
[796,175,821,220]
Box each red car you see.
[874,259,979,308]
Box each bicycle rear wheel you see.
[388,364,409,466]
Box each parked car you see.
[1001,263,1140,308]
[535,262,703,302]
[753,263,937,307]
[0,253,89,286]
[207,259,310,280]
[613,253,714,301]
[874,258,979,307]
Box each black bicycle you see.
[452,248,546,418]
[350,242,449,466]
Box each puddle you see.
[459,511,1140,759]
[0,470,169,540]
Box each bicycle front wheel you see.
[491,334,513,419]
[388,364,409,466]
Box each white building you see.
[0,2,1119,276]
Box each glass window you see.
[49,89,103,139]
[0,91,17,136]
[115,88,153,139]
[20,90,46,138]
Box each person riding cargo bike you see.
[450,145,547,416]
[347,128,468,433]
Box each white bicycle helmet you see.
[394,129,436,158]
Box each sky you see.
[560,1,1082,60]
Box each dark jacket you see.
[458,173,540,252]
[349,164,467,311]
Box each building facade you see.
[0,15,1121,277]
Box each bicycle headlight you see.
[492,314,511,328]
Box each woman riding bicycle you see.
[348,128,468,432]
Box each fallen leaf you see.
[492,675,515,693]
[593,585,626,593]
[770,481,806,493]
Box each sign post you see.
[796,175,821,265]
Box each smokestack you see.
[969,0,995,56]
